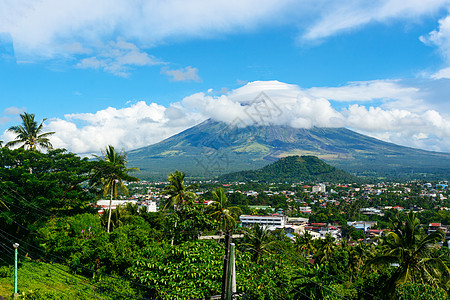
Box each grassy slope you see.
[0,261,111,299]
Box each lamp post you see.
[13,243,19,297]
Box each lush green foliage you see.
[0,148,97,237]
[220,155,358,183]
[1,149,449,299]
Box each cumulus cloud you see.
[44,101,203,155]
[162,66,201,82]
[183,80,450,152]
[3,80,450,154]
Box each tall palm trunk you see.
[221,230,232,300]
[107,182,113,233]
[171,204,178,246]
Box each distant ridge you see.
[218,155,358,183]
[127,119,450,180]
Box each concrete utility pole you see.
[221,232,232,300]
[226,243,236,300]
[13,243,19,298]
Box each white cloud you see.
[3,80,450,154]
[306,80,419,102]
[421,14,450,61]
[162,66,201,82]
[0,0,291,62]
[183,80,450,152]
[44,101,203,155]
[431,67,450,79]
[75,39,162,77]
[2,0,449,71]
[3,106,26,115]
[302,0,450,41]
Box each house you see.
[347,221,377,232]
[428,223,447,234]
[96,199,138,214]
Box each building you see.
[312,183,326,193]
[347,221,377,232]
[240,214,287,228]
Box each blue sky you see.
[2,1,450,156]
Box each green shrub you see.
[394,282,447,300]
[0,265,12,278]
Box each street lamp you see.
[12,243,19,297]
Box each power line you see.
[0,219,154,300]
[239,228,384,300]
[0,231,104,299]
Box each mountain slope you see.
[127,119,450,179]
[219,155,358,183]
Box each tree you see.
[293,230,315,258]
[243,224,275,263]
[161,170,197,210]
[365,211,449,294]
[6,112,54,151]
[92,145,139,233]
[0,148,97,238]
[161,170,197,245]
[315,233,336,263]
[207,188,241,233]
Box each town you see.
[106,179,450,245]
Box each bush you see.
[394,282,447,300]
[0,266,13,278]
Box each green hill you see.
[126,119,450,180]
[219,155,358,183]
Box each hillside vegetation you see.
[219,155,358,183]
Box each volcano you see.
[127,119,450,180]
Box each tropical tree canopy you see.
[92,145,139,232]
[161,170,197,210]
[6,112,55,150]
[207,187,241,232]
[243,224,276,263]
[365,211,449,293]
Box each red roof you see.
[429,223,442,227]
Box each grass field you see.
[0,260,115,299]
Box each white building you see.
[240,214,287,227]
[312,183,326,193]
[144,201,157,212]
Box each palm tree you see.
[208,188,241,233]
[93,145,139,233]
[6,112,54,150]
[347,240,372,282]
[243,224,275,263]
[315,233,336,263]
[161,170,197,245]
[207,187,241,297]
[293,230,315,258]
[365,211,449,294]
[161,170,197,211]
